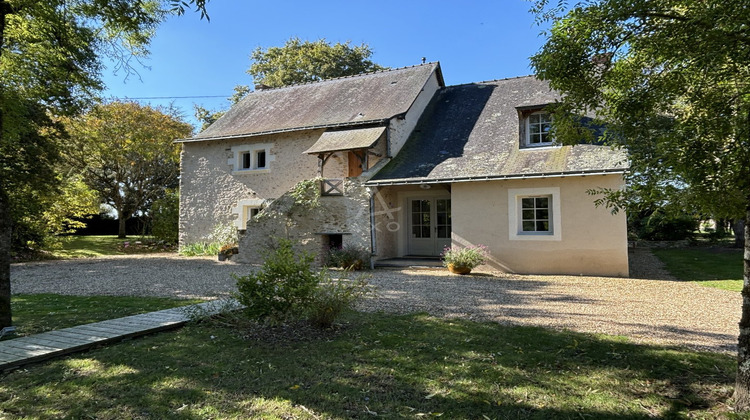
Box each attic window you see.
[525,111,552,146]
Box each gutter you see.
[364,168,628,187]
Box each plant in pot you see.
[218,244,238,261]
[441,244,488,274]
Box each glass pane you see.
[422,227,431,238]
[437,226,448,238]
[522,221,535,231]
[530,114,540,124]
[522,198,534,208]
[529,124,540,134]
[536,209,549,220]
[412,226,421,237]
[256,150,266,168]
[437,200,446,211]
[412,200,421,212]
[437,213,446,225]
[537,221,550,232]
[421,213,431,224]
[412,213,421,226]
[536,197,549,208]
[421,200,430,211]
[242,152,251,169]
[522,209,535,220]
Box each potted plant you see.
[441,244,488,274]
[218,244,238,261]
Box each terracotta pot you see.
[447,263,471,275]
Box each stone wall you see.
[236,177,372,265]
[178,129,347,246]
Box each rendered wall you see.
[451,175,629,276]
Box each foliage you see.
[308,274,372,328]
[63,101,193,238]
[441,244,488,269]
[233,239,321,323]
[0,311,737,418]
[9,294,202,338]
[654,247,743,292]
[326,245,370,270]
[0,0,208,328]
[630,210,698,241]
[248,37,389,88]
[149,189,179,244]
[289,177,322,211]
[530,0,750,408]
[179,242,221,257]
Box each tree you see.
[0,0,208,329]
[64,101,192,238]
[195,37,388,130]
[530,0,750,409]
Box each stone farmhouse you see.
[177,62,629,276]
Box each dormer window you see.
[525,111,552,147]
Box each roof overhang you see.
[304,126,386,155]
[365,168,627,187]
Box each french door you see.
[407,197,451,256]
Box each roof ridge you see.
[445,74,537,89]
[252,62,441,93]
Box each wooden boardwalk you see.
[0,300,229,371]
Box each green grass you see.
[53,235,173,258]
[0,312,737,419]
[653,247,744,291]
[8,294,203,337]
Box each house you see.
[176,62,629,276]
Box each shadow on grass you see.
[0,312,736,419]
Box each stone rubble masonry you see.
[237,177,372,265]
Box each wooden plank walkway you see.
[0,300,231,371]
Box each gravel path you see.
[10,249,740,353]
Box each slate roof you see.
[304,126,386,154]
[367,76,628,185]
[179,63,443,143]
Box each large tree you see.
[64,101,192,238]
[196,37,388,130]
[0,0,208,329]
[530,0,750,409]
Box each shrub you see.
[441,244,488,269]
[632,210,698,241]
[234,239,321,323]
[326,245,370,270]
[150,189,179,244]
[179,242,221,256]
[308,274,373,328]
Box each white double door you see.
[407,196,451,256]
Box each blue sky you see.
[101,0,549,129]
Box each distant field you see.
[652,247,743,292]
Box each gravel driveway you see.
[10,249,740,353]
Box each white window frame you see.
[231,198,265,230]
[524,111,554,148]
[508,187,561,241]
[229,143,274,174]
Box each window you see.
[231,198,265,230]
[524,111,554,147]
[508,187,561,241]
[229,143,273,173]
[521,196,550,233]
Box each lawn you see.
[7,294,203,338]
[653,247,744,292]
[53,235,173,258]
[0,312,737,419]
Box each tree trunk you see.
[118,213,127,238]
[0,188,12,328]
[734,204,750,410]
[734,219,746,248]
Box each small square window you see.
[509,187,561,241]
[520,195,551,233]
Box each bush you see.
[234,239,321,323]
[150,189,179,243]
[326,245,370,270]
[631,210,698,241]
[180,242,221,256]
[234,239,373,328]
[308,274,373,328]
